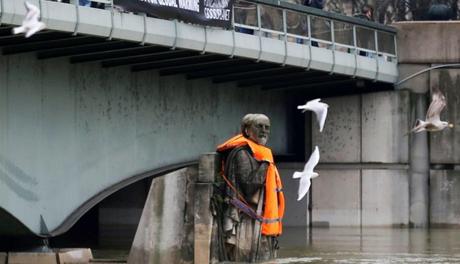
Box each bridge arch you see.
[50,160,197,237]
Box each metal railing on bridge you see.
[45,0,398,65]
[232,0,397,64]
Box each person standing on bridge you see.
[354,4,374,57]
[354,4,374,21]
[214,113,285,262]
[303,0,325,9]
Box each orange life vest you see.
[217,134,285,236]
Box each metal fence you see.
[233,0,397,62]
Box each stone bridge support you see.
[395,21,460,228]
[127,167,196,264]
[127,153,219,264]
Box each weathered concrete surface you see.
[430,170,460,227]
[194,154,218,264]
[312,170,360,227]
[198,153,219,183]
[394,22,460,227]
[362,91,409,163]
[409,93,430,227]
[277,163,308,227]
[312,95,361,163]
[362,170,409,226]
[0,52,289,235]
[194,183,213,264]
[429,69,460,164]
[393,21,460,64]
[127,167,196,264]
[397,64,430,93]
[305,89,413,227]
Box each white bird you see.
[293,146,320,201]
[411,88,454,133]
[298,98,329,132]
[12,2,46,38]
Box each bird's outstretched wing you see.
[426,89,446,123]
[297,98,329,132]
[25,22,45,38]
[316,103,328,132]
[294,146,320,201]
[22,2,40,27]
[305,146,320,173]
[298,98,321,113]
[24,1,40,23]
[298,175,311,201]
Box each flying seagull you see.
[12,2,46,38]
[411,88,453,133]
[298,98,329,132]
[293,146,320,201]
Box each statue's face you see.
[246,117,270,145]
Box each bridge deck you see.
[0,0,398,84]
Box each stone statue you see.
[214,114,285,262]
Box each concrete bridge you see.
[0,0,400,239]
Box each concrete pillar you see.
[311,95,361,227]
[127,167,196,264]
[430,170,460,226]
[194,153,219,264]
[409,94,429,227]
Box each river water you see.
[272,227,460,263]
[94,227,460,263]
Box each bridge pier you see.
[127,167,196,264]
[395,21,460,228]
[126,154,220,264]
[194,153,219,264]
[409,94,429,227]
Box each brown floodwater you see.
[271,227,460,263]
[94,227,460,263]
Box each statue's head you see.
[241,114,271,146]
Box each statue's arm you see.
[233,148,256,185]
[233,148,268,204]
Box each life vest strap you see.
[229,197,282,224]
[261,217,282,224]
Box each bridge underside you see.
[0,25,393,96]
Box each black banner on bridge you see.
[114,0,234,28]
